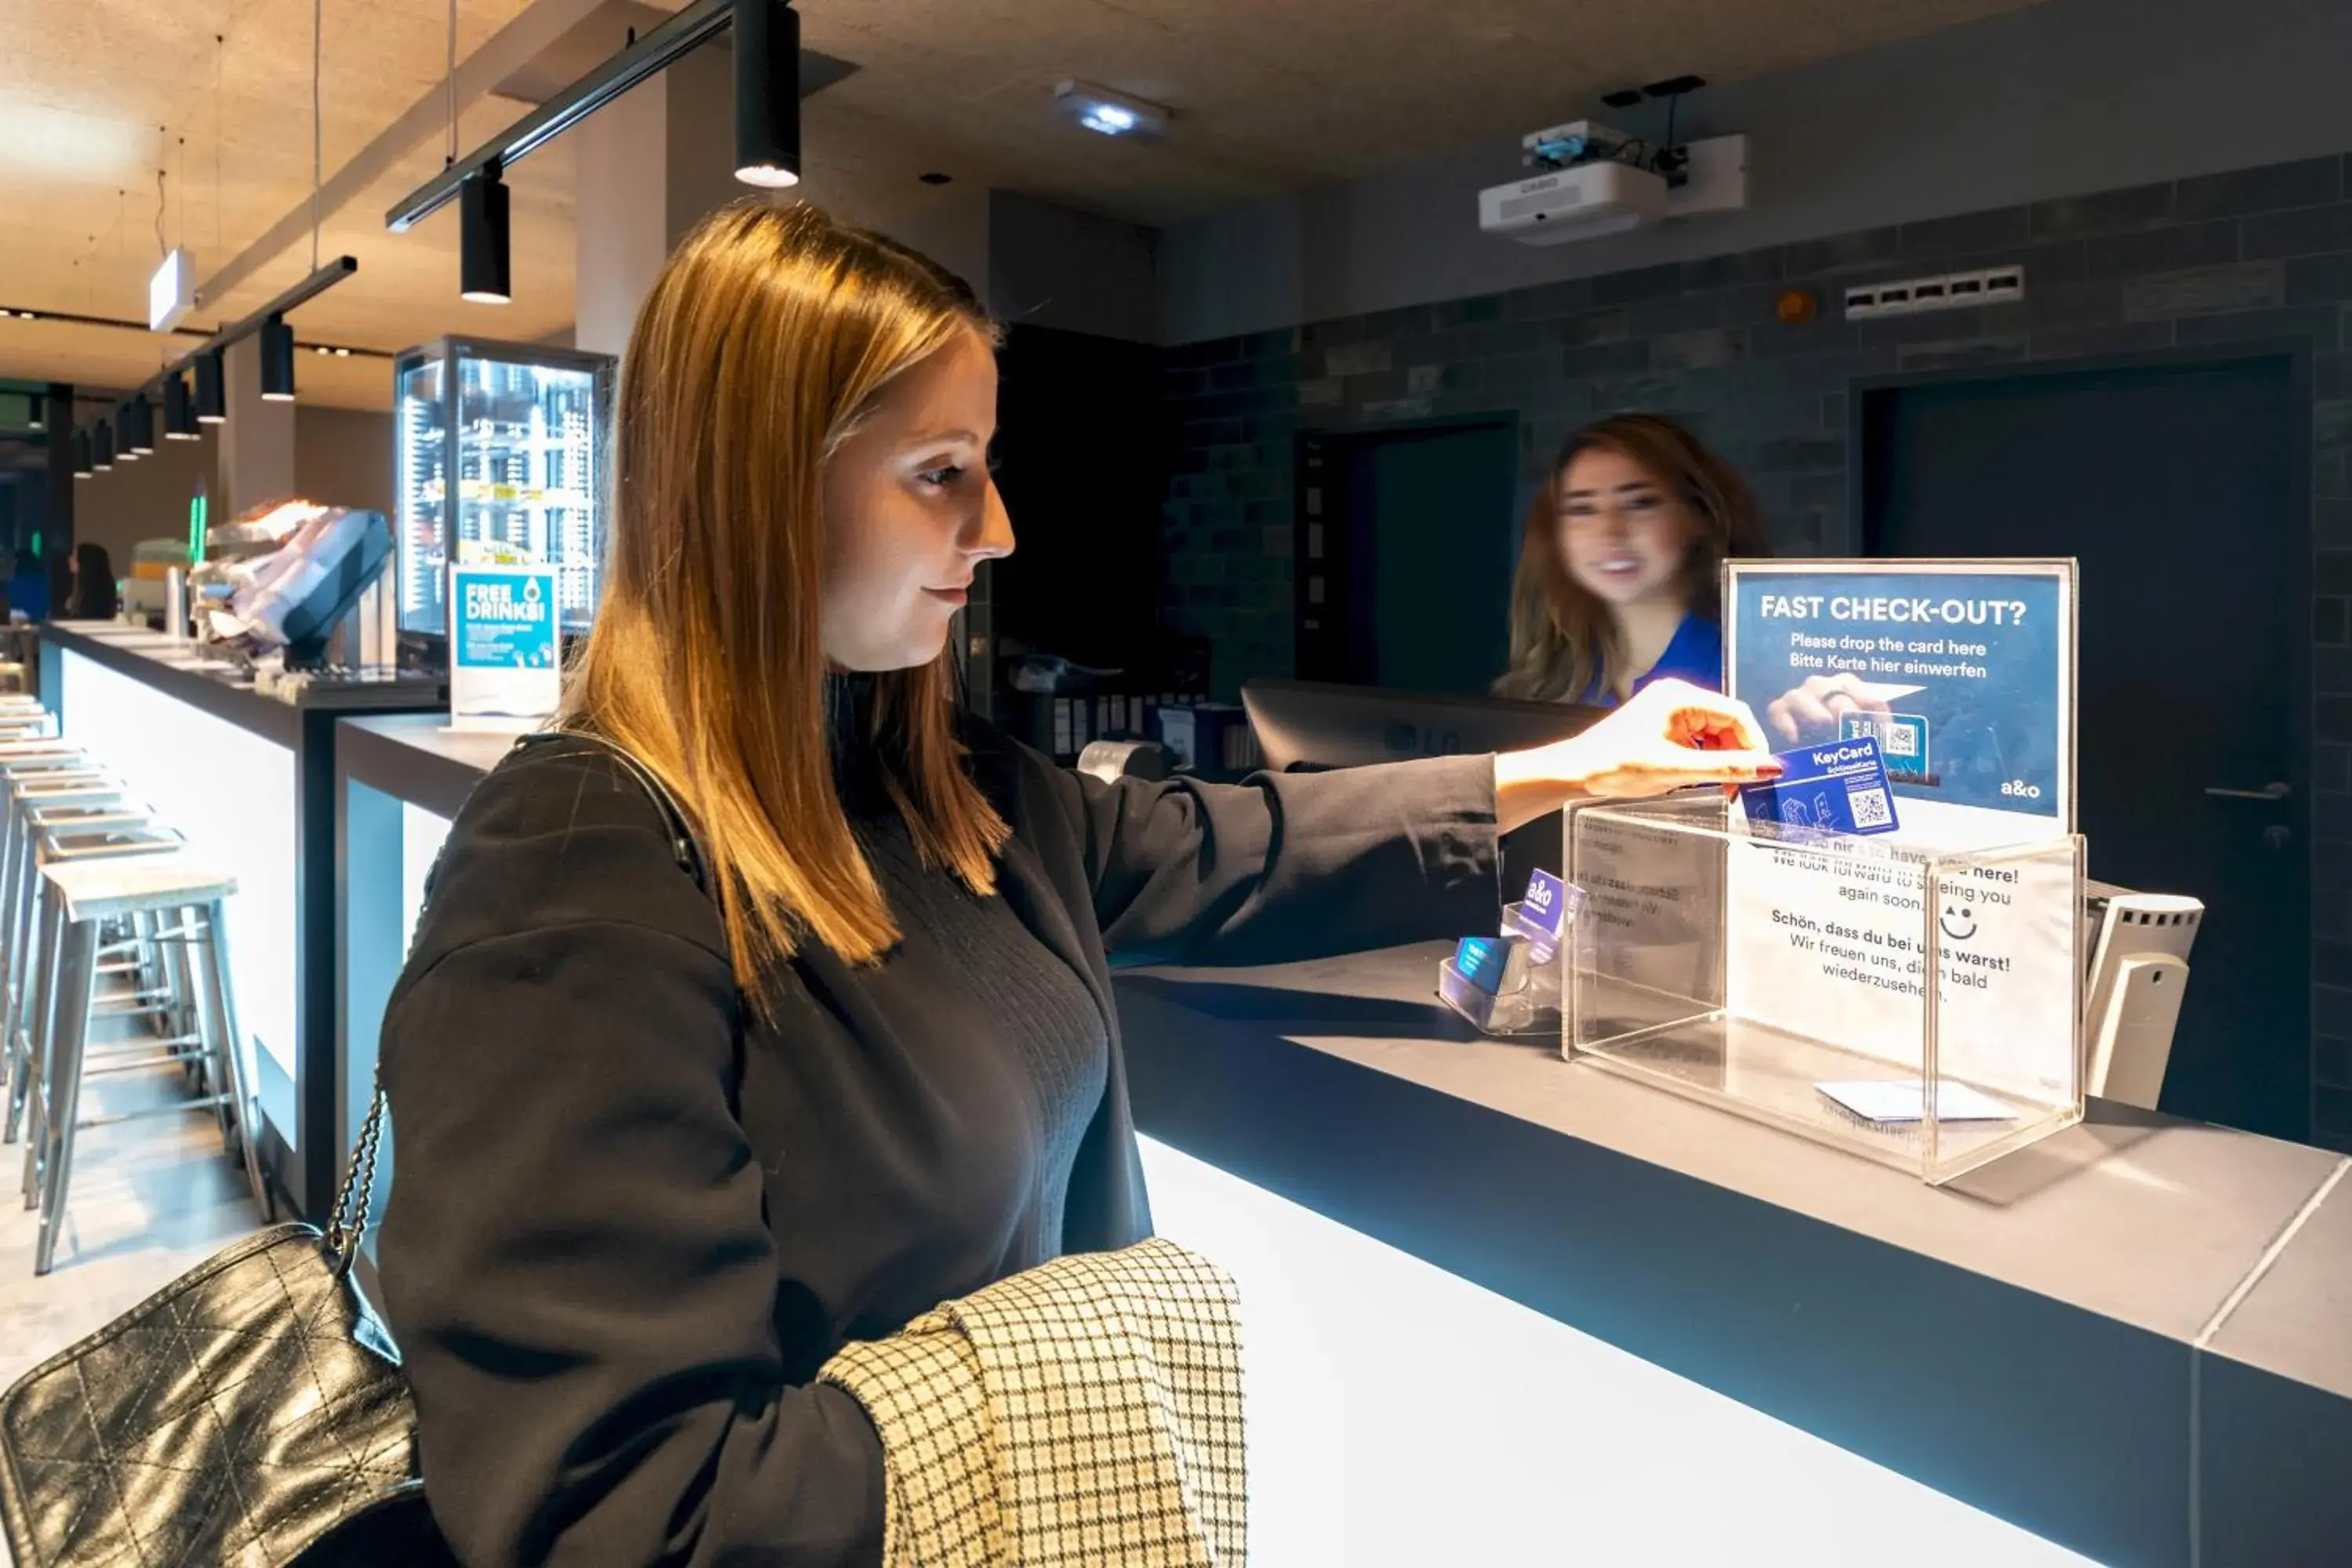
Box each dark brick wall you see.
[1159,151,2352,1151]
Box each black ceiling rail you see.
[386,0,735,233]
[201,256,359,357]
[100,256,361,408]
[0,303,386,362]
[57,256,361,448]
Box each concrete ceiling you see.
[1,0,2048,412]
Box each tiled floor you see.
[0,1022,266,1566]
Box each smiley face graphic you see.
[1939,902,1977,942]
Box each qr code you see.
[1878,721,1920,759]
[1849,786,1893,829]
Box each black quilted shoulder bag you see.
[0,732,707,1567]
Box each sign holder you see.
[1722,557,2077,842]
[447,561,560,731]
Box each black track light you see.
[260,315,296,401]
[71,430,91,478]
[732,0,800,189]
[164,372,199,440]
[122,397,153,457]
[93,420,115,470]
[460,165,513,304]
[195,348,227,423]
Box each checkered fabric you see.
[822,1238,1246,1567]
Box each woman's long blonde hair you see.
[1493,412,1768,703]
[562,200,1009,991]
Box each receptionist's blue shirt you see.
[1584,613,1723,706]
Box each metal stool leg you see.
[3,855,56,1145]
[31,915,98,1275]
[0,809,20,1117]
[195,898,267,1219]
[15,881,62,1193]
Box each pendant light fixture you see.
[164,372,200,439]
[459,164,513,303]
[732,0,800,188]
[122,396,154,457]
[194,347,227,423]
[71,430,92,478]
[93,420,115,470]
[260,314,296,401]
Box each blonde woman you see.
[1495,412,1771,706]
[377,202,1778,1566]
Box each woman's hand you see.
[1764,673,1891,746]
[1493,678,1783,832]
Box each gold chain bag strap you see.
[0,731,706,1567]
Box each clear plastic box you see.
[1565,794,2084,1183]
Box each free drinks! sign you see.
[448,562,560,730]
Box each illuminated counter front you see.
[328,717,2352,1566]
[39,622,444,1219]
[1118,949,2352,1567]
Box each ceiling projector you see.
[1478,118,1747,247]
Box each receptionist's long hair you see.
[1494,412,1769,703]
[561,201,1009,991]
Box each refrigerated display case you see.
[394,336,612,645]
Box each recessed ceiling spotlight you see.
[1053,79,1168,140]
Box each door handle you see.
[2203,781,2291,801]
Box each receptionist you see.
[1494,412,1769,706]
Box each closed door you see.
[1863,354,2310,1142]
[1301,422,1517,694]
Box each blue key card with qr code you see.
[1738,736,1901,837]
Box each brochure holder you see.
[1565,794,2083,1184]
[1437,899,1566,1036]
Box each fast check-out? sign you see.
[449,562,560,731]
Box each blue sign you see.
[1725,564,2072,826]
[454,566,557,671]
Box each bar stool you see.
[0,763,121,988]
[0,774,128,1019]
[0,715,58,744]
[20,854,264,1275]
[0,807,172,1146]
[36,817,192,1092]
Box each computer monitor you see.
[1242,679,1604,772]
[1241,680,1607,891]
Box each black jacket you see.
[378,728,1501,1566]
